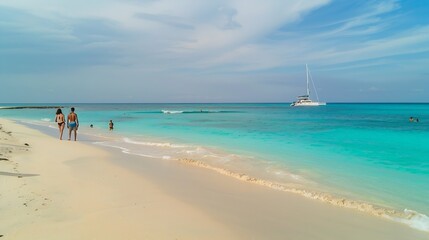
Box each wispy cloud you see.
[208,0,429,72]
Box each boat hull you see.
[290,102,326,107]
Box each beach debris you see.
[24,143,29,146]
[0,157,8,161]
[0,234,4,237]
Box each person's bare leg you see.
[73,129,77,141]
[59,125,64,140]
[68,128,72,140]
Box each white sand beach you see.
[1,118,428,240]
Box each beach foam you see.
[123,137,188,148]
[162,110,184,114]
[178,158,429,232]
[93,141,160,159]
[161,109,238,114]
[386,210,429,232]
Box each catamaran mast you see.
[306,64,310,96]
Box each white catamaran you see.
[290,64,326,107]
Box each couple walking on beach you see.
[55,107,79,141]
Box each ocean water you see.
[1,103,429,230]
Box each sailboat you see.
[290,64,326,107]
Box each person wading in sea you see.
[67,107,79,141]
[109,120,114,131]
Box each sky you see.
[0,0,428,103]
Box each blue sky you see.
[0,0,428,103]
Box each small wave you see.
[161,109,239,114]
[19,119,51,127]
[386,209,429,232]
[183,147,210,155]
[123,137,187,148]
[93,141,160,159]
[178,158,429,233]
[162,110,184,114]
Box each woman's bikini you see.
[57,114,65,126]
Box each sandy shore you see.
[1,118,428,239]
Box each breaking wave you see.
[161,110,238,114]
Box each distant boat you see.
[290,64,326,107]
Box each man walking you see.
[67,107,79,141]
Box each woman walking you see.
[55,108,65,140]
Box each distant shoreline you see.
[0,106,63,110]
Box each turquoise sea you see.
[1,103,428,231]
